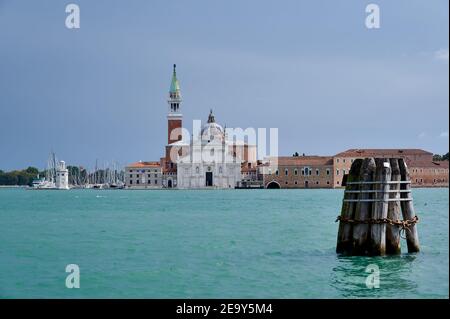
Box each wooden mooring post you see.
[335,157,420,256]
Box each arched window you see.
[196,167,199,174]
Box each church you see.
[176,110,242,189]
[125,65,254,189]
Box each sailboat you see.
[30,153,57,189]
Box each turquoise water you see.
[0,188,448,298]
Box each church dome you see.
[201,110,224,142]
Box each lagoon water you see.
[0,188,448,298]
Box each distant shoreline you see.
[0,186,448,190]
[0,185,29,189]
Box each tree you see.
[0,173,18,185]
[25,167,39,175]
[433,152,449,161]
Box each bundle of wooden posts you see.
[336,158,420,256]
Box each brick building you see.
[333,149,448,188]
[262,156,334,188]
[260,149,449,189]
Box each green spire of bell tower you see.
[169,64,181,95]
[168,64,182,115]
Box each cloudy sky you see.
[0,0,448,170]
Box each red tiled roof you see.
[126,161,161,168]
[267,156,334,166]
[409,160,449,169]
[334,149,432,157]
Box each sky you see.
[0,0,448,170]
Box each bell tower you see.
[167,64,182,144]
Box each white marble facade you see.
[177,111,241,189]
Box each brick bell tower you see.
[167,64,182,144]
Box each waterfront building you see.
[125,64,255,189]
[261,156,334,189]
[261,149,449,189]
[55,160,69,190]
[333,149,449,188]
[177,110,242,189]
[124,161,162,189]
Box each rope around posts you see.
[335,215,419,239]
